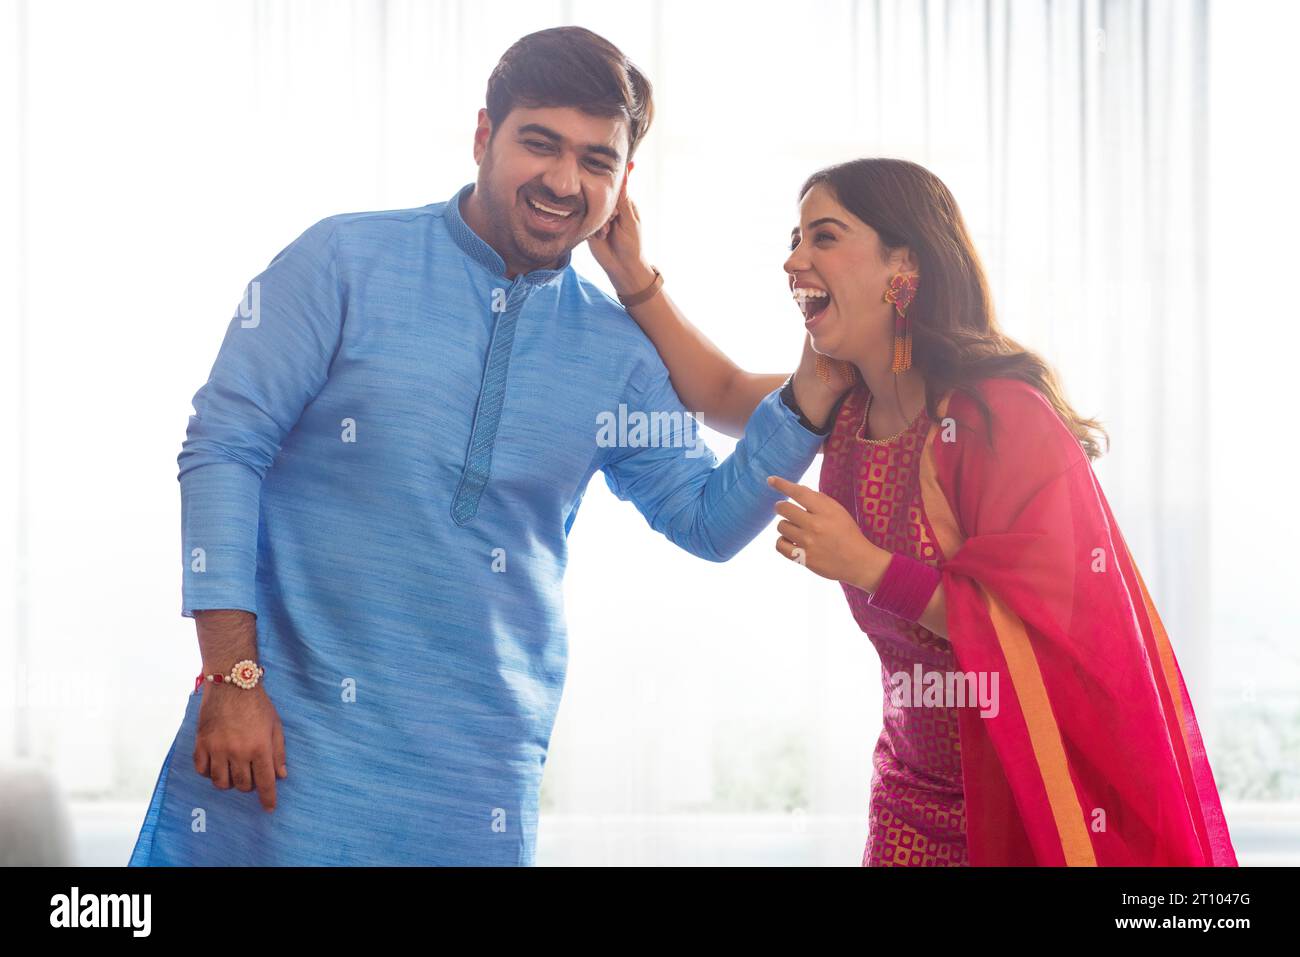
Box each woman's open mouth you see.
[524,195,577,232]
[792,286,832,330]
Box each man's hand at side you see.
[191,609,287,812]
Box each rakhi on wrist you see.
[194,659,266,693]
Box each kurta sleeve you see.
[178,218,345,618]
[928,378,1235,866]
[601,343,825,563]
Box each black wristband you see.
[780,375,832,436]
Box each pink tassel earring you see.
[883,273,920,373]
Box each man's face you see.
[471,105,629,273]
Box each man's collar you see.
[444,182,572,284]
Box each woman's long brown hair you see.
[800,158,1109,460]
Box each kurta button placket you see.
[451,277,528,525]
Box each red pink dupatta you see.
[916,377,1236,866]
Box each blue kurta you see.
[128,182,825,866]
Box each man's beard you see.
[480,169,595,269]
[485,181,587,270]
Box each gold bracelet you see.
[617,266,663,307]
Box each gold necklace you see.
[855,390,924,445]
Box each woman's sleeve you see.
[923,379,1236,866]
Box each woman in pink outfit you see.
[589,157,1235,866]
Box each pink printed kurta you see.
[818,383,968,866]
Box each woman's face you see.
[783,183,916,364]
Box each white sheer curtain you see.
[1,0,1293,864]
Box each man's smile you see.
[524,193,581,233]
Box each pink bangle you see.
[867,553,941,622]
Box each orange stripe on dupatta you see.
[1122,541,1191,756]
[920,390,1098,867]
[977,585,1097,866]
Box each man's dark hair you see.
[485,26,654,161]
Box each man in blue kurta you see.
[128,31,838,866]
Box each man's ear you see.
[473,108,491,164]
